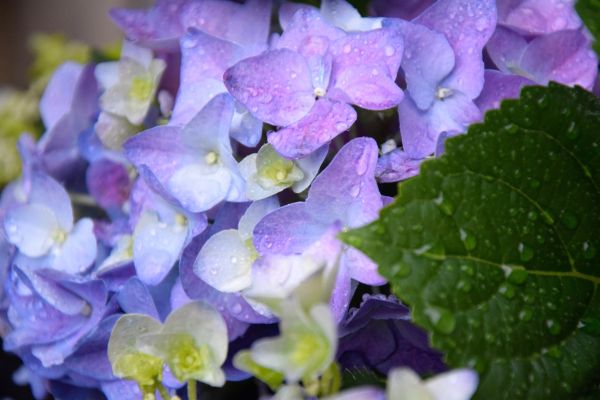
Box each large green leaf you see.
[341,83,600,399]
[576,0,600,56]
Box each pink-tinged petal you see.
[376,149,422,183]
[277,8,345,52]
[330,64,403,110]
[384,20,454,111]
[253,202,329,256]
[475,70,534,114]
[110,0,187,44]
[331,27,403,80]
[307,137,382,228]
[416,0,497,99]
[86,159,132,213]
[498,0,581,35]
[399,93,481,158]
[171,29,244,126]
[268,98,356,159]
[520,29,598,90]
[279,2,316,31]
[180,0,272,52]
[224,49,315,127]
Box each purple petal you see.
[279,3,316,31]
[224,49,316,127]
[40,63,84,129]
[267,98,356,159]
[117,278,160,319]
[64,315,120,382]
[277,8,345,52]
[520,29,598,89]
[475,70,534,114]
[485,26,528,74]
[415,0,497,99]
[110,0,187,44]
[253,202,328,255]
[376,149,422,183]
[385,19,455,111]
[497,0,581,35]
[124,125,190,185]
[399,92,481,158]
[307,137,382,228]
[338,295,445,375]
[180,0,272,52]
[329,64,403,110]
[171,29,244,126]
[86,159,132,215]
[331,27,403,84]
[342,248,386,286]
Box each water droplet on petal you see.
[232,303,243,314]
[384,45,395,57]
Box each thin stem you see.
[187,379,197,400]
[157,382,170,400]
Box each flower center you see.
[436,87,453,100]
[129,76,154,102]
[204,151,219,165]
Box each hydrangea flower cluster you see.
[0,0,597,399]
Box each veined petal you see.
[194,229,254,293]
[268,98,356,159]
[224,49,316,127]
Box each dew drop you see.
[530,179,541,189]
[425,307,456,334]
[508,268,528,285]
[583,241,597,260]
[499,283,515,299]
[350,184,361,198]
[343,44,352,54]
[546,319,561,335]
[457,279,472,292]
[459,228,477,251]
[384,45,395,56]
[434,192,454,216]
[566,121,579,140]
[232,303,243,314]
[560,211,578,230]
[527,211,538,221]
[390,261,411,278]
[518,242,534,262]
[518,308,533,322]
[230,256,238,264]
[460,264,475,276]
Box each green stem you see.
[157,382,170,400]
[187,379,197,400]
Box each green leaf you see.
[342,83,600,399]
[576,0,600,57]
